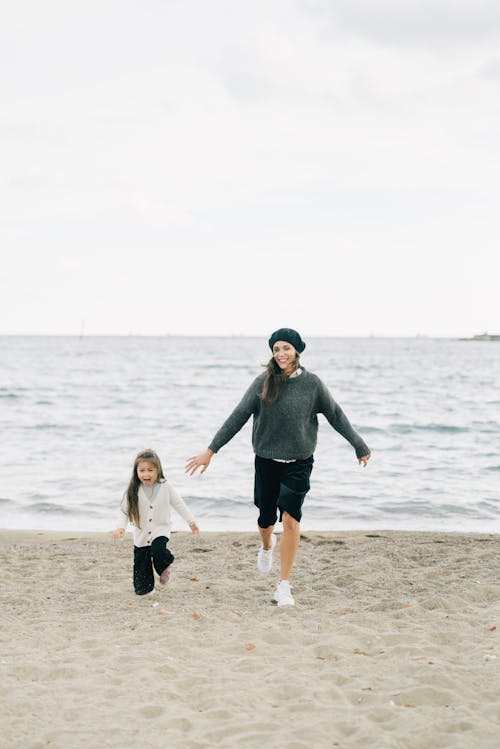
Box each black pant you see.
[254,455,314,527]
[133,536,174,595]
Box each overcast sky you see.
[1,0,499,337]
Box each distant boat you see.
[459,332,500,341]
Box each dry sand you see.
[0,529,499,749]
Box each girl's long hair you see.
[125,449,166,528]
[259,354,300,405]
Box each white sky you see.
[1,0,499,337]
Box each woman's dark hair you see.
[259,354,300,405]
[125,449,166,528]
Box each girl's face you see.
[136,460,159,487]
[273,340,297,375]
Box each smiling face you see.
[136,460,159,487]
[272,340,298,375]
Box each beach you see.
[1,529,498,749]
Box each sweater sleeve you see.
[117,493,129,529]
[168,484,195,525]
[316,379,370,458]
[208,377,260,453]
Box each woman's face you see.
[136,460,158,486]
[272,340,297,375]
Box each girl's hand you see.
[189,521,200,535]
[358,454,371,467]
[110,528,125,540]
[185,449,214,475]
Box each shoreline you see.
[1,529,499,748]
[1,526,499,539]
[3,516,499,535]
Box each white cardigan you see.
[118,480,195,547]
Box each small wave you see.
[391,423,470,434]
[30,501,75,515]
[375,501,430,515]
[470,422,500,434]
[28,502,103,519]
[26,423,63,431]
[427,503,487,518]
[485,465,500,472]
[204,363,251,370]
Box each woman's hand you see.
[110,528,125,540]
[185,449,214,475]
[358,453,371,467]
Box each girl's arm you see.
[168,484,198,529]
[111,495,130,538]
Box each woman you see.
[186,328,370,607]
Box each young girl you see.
[111,449,199,595]
[186,328,370,607]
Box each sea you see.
[1,336,499,534]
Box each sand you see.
[0,529,499,749]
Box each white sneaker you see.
[273,580,294,607]
[257,534,277,573]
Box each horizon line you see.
[0,332,469,339]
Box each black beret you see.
[268,328,306,354]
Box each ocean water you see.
[1,336,499,534]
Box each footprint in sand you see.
[138,705,165,718]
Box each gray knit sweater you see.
[208,367,370,461]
